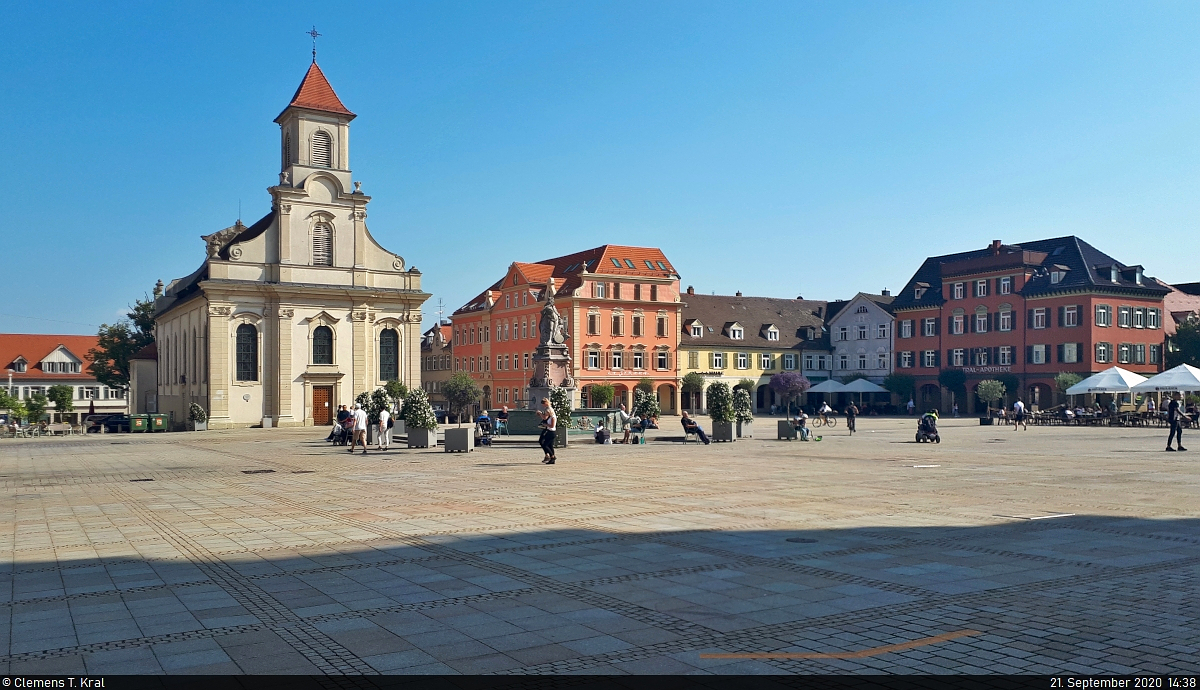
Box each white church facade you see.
[153,61,429,429]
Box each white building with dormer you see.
[825,292,896,384]
[152,60,429,429]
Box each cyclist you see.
[818,401,833,426]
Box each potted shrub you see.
[403,389,439,448]
[707,382,735,442]
[189,402,207,431]
[976,379,1006,425]
[442,372,482,452]
[550,386,572,448]
[733,386,754,438]
[633,388,660,439]
[384,379,409,435]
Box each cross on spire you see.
[307,26,321,62]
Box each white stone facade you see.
[827,293,895,384]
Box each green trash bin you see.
[149,414,168,432]
[130,415,149,433]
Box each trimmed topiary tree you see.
[588,383,615,409]
[976,379,1007,416]
[769,371,811,417]
[633,389,660,420]
[403,389,439,430]
[733,387,753,423]
[635,378,655,395]
[443,371,482,427]
[707,382,734,424]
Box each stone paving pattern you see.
[1,418,1197,674]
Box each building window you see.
[690,324,702,337]
[923,318,937,337]
[951,315,965,335]
[804,354,814,370]
[587,351,600,369]
[999,346,1012,366]
[767,327,779,341]
[632,315,644,337]
[761,353,773,369]
[713,352,725,369]
[877,353,887,369]
[1134,343,1146,364]
[633,351,644,369]
[1031,344,1046,364]
[379,328,398,380]
[1032,308,1046,329]
[312,222,333,266]
[520,320,527,339]
[1050,270,1065,284]
[1096,304,1112,327]
[838,354,848,370]
[736,352,749,369]
[915,287,926,299]
[594,282,607,298]
[1118,306,1131,328]
[1118,343,1132,364]
[524,353,531,369]
[1062,342,1078,364]
[999,310,1012,332]
[312,325,333,364]
[657,351,669,370]
[1150,344,1161,364]
[611,351,623,370]
[1000,277,1012,295]
[975,313,988,334]
[688,351,699,368]
[1148,308,1161,329]
[1064,306,1078,327]
[235,324,258,381]
[952,349,965,366]
[876,324,888,339]
[726,326,743,340]
[858,355,868,369]
[900,320,913,338]
[899,351,913,368]
[650,284,659,301]
[857,325,868,340]
[975,349,988,366]
[975,280,987,297]
[634,284,642,300]
[922,350,937,368]
[588,313,600,335]
[838,327,848,341]
[1133,308,1145,329]
[611,314,624,336]
[953,283,964,300]
[783,353,797,370]
[311,130,333,168]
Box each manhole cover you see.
[129,478,154,482]
[786,538,818,544]
[241,469,276,475]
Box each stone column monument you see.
[528,278,576,409]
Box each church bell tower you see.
[274,61,356,193]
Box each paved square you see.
[2,418,1198,674]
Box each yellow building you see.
[679,289,830,414]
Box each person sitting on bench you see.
[680,412,710,444]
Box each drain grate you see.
[786,537,818,544]
[129,478,154,482]
[241,469,276,475]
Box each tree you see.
[769,371,811,417]
[588,383,615,409]
[1167,317,1200,368]
[355,389,389,425]
[976,379,1006,415]
[882,373,916,400]
[732,387,753,423]
[383,379,409,412]
[736,378,756,393]
[1055,372,1083,396]
[25,392,48,424]
[0,388,27,423]
[443,372,482,427]
[706,382,734,424]
[87,294,156,393]
[549,386,573,426]
[635,378,655,395]
[633,389,660,420]
[938,369,967,394]
[188,402,207,424]
[681,372,705,393]
[46,385,74,421]
[403,389,439,430]
[998,373,1020,402]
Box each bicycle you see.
[812,414,838,428]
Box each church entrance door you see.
[313,386,333,425]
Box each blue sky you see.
[3,1,1199,335]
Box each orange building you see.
[451,245,682,413]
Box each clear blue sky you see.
[3,1,1199,335]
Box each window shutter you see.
[1027,309,1034,329]
[933,319,940,335]
[311,131,332,168]
[312,223,332,266]
[933,350,940,366]
[1056,344,1064,363]
[992,347,999,365]
[947,316,954,333]
[1026,345,1034,363]
[946,349,953,366]
[1076,305,1085,327]
[708,351,713,368]
[1057,306,1065,328]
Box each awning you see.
[1064,366,1148,395]
[1130,364,1200,393]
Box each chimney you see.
[686,286,695,295]
[881,288,890,297]
[735,291,742,297]
[814,306,824,319]
[990,239,1003,254]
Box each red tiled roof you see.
[131,342,158,360]
[0,334,100,381]
[277,62,354,120]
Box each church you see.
[153,60,429,429]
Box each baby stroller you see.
[476,414,494,447]
[332,417,354,446]
[916,412,940,443]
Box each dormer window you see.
[311,130,333,168]
[1050,271,1065,284]
[766,327,779,341]
[690,324,702,337]
[915,287,926,299]
[729,325,744,340]
[11,358,26,373]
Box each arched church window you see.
[313,326,333,364]
[379,328,399,381]
[235,324,258,382]
[312,222,333,266]
[311,130,332,168]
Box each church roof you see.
[276,62,354,122]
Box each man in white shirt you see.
[349,403,369,454]
[377,407,391,451]
[1012,399,1027,431]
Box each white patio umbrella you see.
[1065,366,1148,395]
[806,379,845,393]
[841,379,888,394]
[1131,364,1200,393]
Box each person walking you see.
[327,404,350,441]
[377,406,391,451]
[846,402,858,435]
[537,398,557,464]
[952,403,959,418]
[1012,398,1027,431]
[349,403,369,455]
[907,398,915,415]
[1166,392,1187,452]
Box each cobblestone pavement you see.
[1,418,1197,675]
